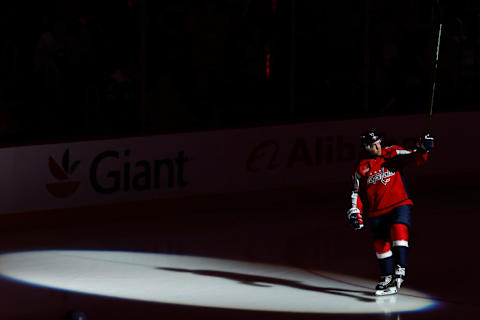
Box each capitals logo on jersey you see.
[367,168,395,185]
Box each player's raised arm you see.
[387,133,435,168]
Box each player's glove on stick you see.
[417,133,435,153]
[346,208,364,230]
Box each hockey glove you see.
[417,133,435,153]
[346,208,364,230]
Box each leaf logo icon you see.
[61,149,81,175]
[46,149,81,198]
[48,156,68,180]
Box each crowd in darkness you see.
[0,0,140,142]
[0,0,479,144]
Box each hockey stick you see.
[427,23,443,133]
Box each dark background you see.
[0,0,478,142]
[0,2,479,319]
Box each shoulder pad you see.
[357,159,371,175]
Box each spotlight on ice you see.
[0,250,437,314]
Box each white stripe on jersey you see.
[396,150,412,155]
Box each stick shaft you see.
[428,23,442,130]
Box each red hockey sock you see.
[390,223,409,268]
[390,223,408,246]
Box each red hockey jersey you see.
[350,145,428,217]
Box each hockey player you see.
[347,130,434,296]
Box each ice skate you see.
[394,265,406,289]
[375,275,398,296]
